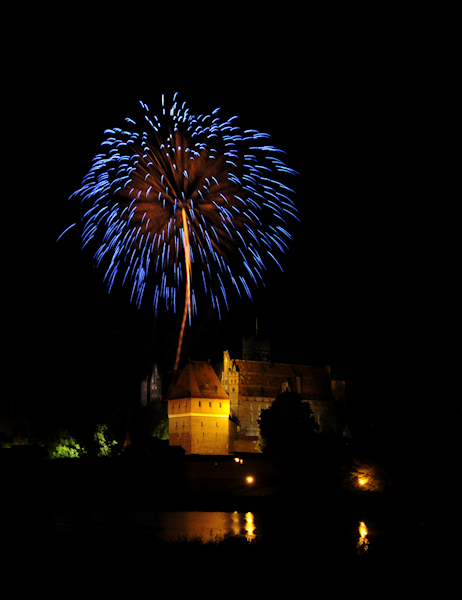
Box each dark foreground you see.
[2,455,460,599]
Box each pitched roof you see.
[233,360,333,402]
[167,361,230,401]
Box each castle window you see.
[232,388,235,393]
[185,402,188,408]
[201,421,204,427]
[209,402,212,407]
[219,403,222,408]
[199,401,202,407]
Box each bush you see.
[94,424,118,457]
[44,429,87,459]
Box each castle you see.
[161,334,345,455]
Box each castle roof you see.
[233,360,333,402]
[167,361,230,401]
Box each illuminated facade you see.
[166,344,343,454]
[220,350,337,453]
[167,361,234,455]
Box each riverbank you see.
[4,451,460,513]
[3,454,277,511]
[4,452,461,524]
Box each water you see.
[52,510,259,541]
[7,507,455,598]
[50,509,371,552]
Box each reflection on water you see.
[27,510,379,551]
[232,511,241,536]
[245,512,256,541]
[357,521,369,553]
[52,510,258,542]
[231,511,256,540]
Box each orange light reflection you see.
[357,521,369,553]
[245,512,256,541]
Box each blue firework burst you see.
[64,92,298,317]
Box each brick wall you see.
[168,397,231,455]
[190,415,229,455]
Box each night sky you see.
[11,47,351,426]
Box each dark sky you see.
[11,46,351,424]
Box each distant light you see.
[235,457,240,463]
[359,479,366,486]
[246,476,254,484]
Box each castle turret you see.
[222,350,240,420]
[141,363,162,406]
[242,319,271,362]
[167,361,233,455]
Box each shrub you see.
[94,424,118,457]
[45,429,87,459]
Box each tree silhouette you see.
[258,392,319,457]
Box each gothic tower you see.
[222,350,240,421]
[242,319,271,361]
[141,363,162,406]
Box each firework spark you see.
[65,93,298,369]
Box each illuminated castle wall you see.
[167,361,234,455]
[165,335,343,455]
[220,349,336,453]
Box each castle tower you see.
[222,350,240,419]
[141,363,162,406]
[167,361,232,455]
[242,319,271,362]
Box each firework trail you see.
[64,93,298,370]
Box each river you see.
[52,510,259,541]
[50,509,371,550]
